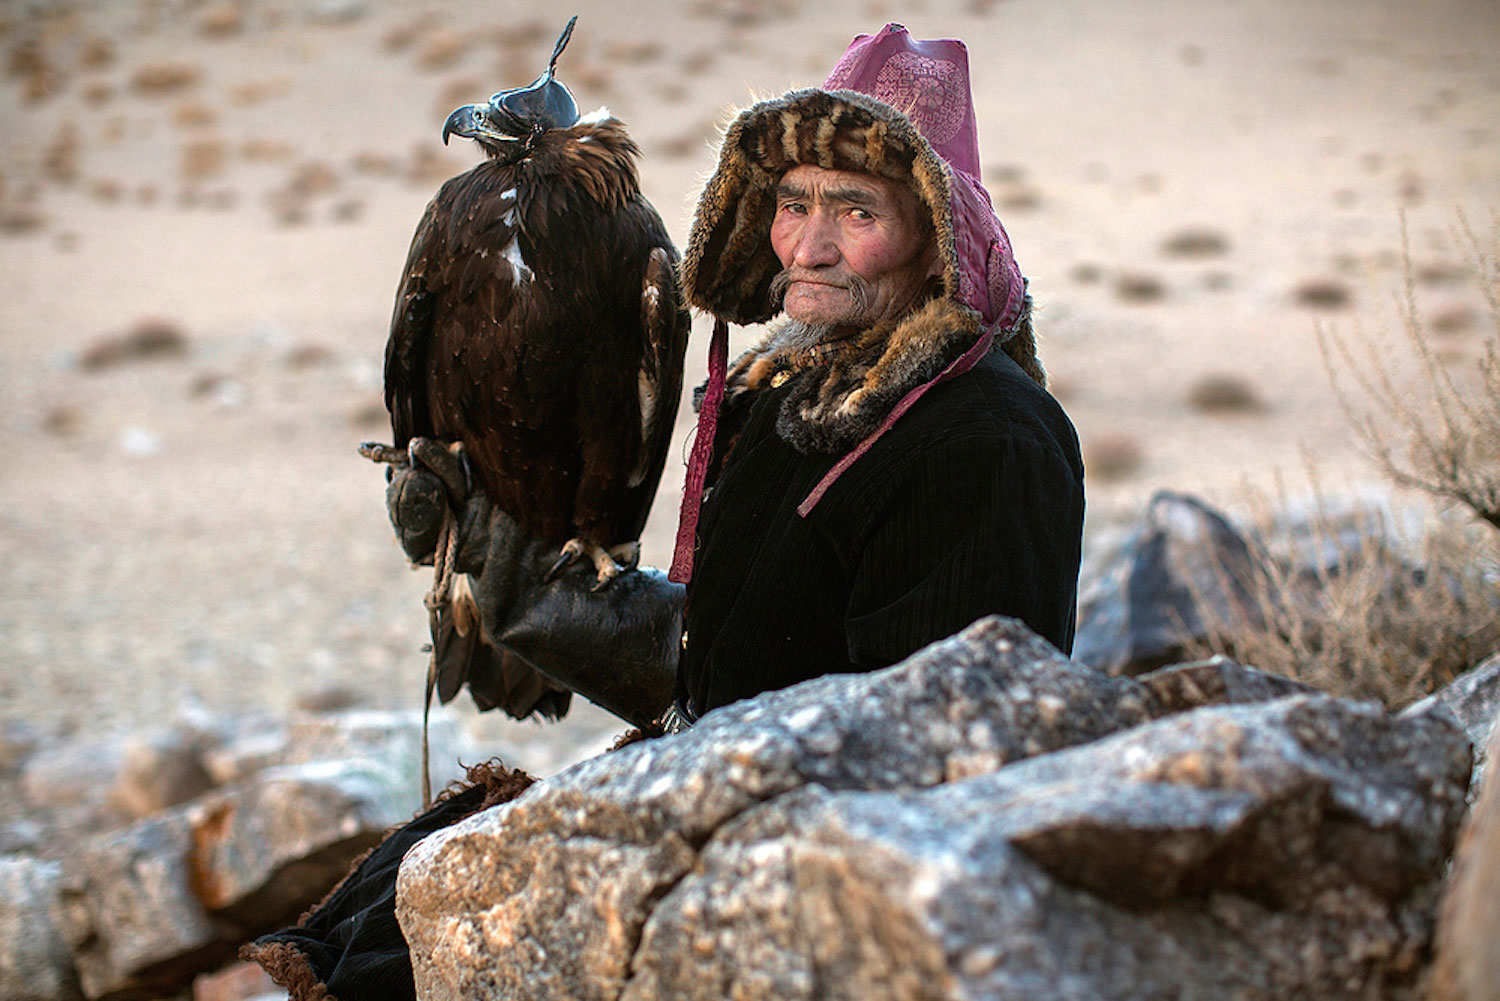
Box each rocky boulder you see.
[0,856,82,1001]
[1074,491,1267,676]
[398,617,1472,1001]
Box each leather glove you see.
[364,437,682,728]
[465,505,683,729]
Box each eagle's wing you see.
[384,194,443,449]
[603,208,691,545]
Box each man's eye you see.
[780,202,807,215]
[848,208,873,221]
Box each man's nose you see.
[790,212,841,269]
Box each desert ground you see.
[1,0,1497,775]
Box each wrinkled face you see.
[769,163,941,329]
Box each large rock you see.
[397,618,1471,1001]
[1404,653,1500,753]
[1429,712,1500,1001]
[56,757,420,999]
[399,618,1156,1000]
[54,811,231,1001]
[0,856,82,1001]
[1074,491,1267,676]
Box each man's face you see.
[770,163,941,329]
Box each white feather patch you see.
[577,106,612,125]
[503,238,532,282]
[631,370,657,488]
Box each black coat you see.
[678,346,1084,717]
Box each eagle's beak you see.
[442,103,493,146]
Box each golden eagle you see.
[382,18,690,721]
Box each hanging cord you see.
[419,509,460,807]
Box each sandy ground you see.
[1,0,1497,776]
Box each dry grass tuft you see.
[1186,374,1267,415]
[79,319,189,371]
[180,137,228,182]
[1294,277,1352,310]
[1115,272,1166,304]
[1084,433,1145,481]
[1161,227,1230,259]
[131,61,202,96]
[198,3,247,38]
[1186,488,1500,708]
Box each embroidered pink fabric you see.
[668,317,728,583]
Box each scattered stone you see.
[350,150,399,176]
[78,318,189,371]
[56,812,228,1000]
[20,733,126,813]
[1403,653,1500,757]
[174,100,219,129]
[189,758,413,928]
[201,728,290,787]
[281,710,463,797]
[193,961,278,1001]
[0,857,82,1001]
[291,681,359,711]
[286,161,338,197]
[0,718,44,773]
[42,130,79,185]
[118,426,165,457]
[1068,261,1102,284]
[113,728,219,820]
[1185,372,1266,414]
[1294,276,1351,309]
[306,0,368,25]
[400,619,1471,1001]
[88,177,124,203]
[1161,226,1229,258]
[1136,654,1317,714]
[1073,491,1267,677]
[131,61,203,96]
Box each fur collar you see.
[720,297,985,454]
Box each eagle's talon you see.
[547,537,633,589]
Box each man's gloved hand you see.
[466,505,683,729]
[365,436,683,729]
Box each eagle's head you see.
[443,15,581,165]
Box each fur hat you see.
[682,23,1041,383]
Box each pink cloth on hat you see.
[824,23,1024,335]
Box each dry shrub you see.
[173,100,218,128]
[1318,211,1500,532]
[351,150,399,177]
[131,61,202,96]
[0,203,46,235]
[198,3,246,38]
[78,319,189,371]
[1115,272,1166,304]
[42,130,79,184]
[416,29,469,72]
[1295,277,1351,310]
[1161,227,1230,259]
[241,138,293,162]
[1186,373,1266,415]
[180,137,227,181]
[1084,432,1145,482]
[1186,487,1500,709]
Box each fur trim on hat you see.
[683,88,1043,387]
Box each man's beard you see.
[769,268,871,333]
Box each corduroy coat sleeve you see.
[839,411,1084,664]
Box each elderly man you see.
[246,27,1082,999]
[664,29,1083,722]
